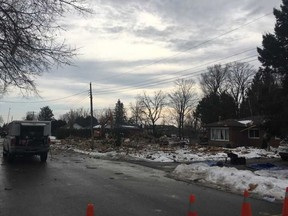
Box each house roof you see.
[206,119,245,127]
[205,116,265,128]
[145,125,178,130]
[93,124,140,130]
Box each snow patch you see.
[172,163,287,201]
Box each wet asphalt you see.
[0,146,285,216]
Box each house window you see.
[211,128,229,141]
[248,128,259,139]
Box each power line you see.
[94,12,272,83]
[89,11,271,94]
[93,55,258,95]
[93,57,256,95]
[91,48,257,95]
[0,90,89,104]
[68,95,90,110]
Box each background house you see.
[144,125,178,137]
[72,123,86,130]
[205,117,280,148]
[93,124,141,138]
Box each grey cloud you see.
[132,25,175,40]
[91,0,281,53]
[242,0,282,16]
[104,26,125,33]
[91,0,282,31]
[55,1,282,90]
[47,58,177,84]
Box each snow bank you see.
[127,147,279,163]
[172,163,287,201]
[230,147,279,159]
[130,149,228,162]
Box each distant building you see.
[93,124,141,138]
[145,125,178,137]
[72,123,85,130]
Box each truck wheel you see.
[40,152,48,162]
[3,147,7,157]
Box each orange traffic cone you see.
[86,203,94,216]
[187,194,198,216]
[241,190,252,216]
[282,187,288,216]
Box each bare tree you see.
[0,0,91,94]
[75,107,90,118]
[200,64,229,95]
[97,108,113,138]
[138,91,166,137]
[25,111,37,120]
[60,108,89,129]
[129,100,144,125]
[60,109,77,129]
[227,62,256,115]
[168,79,198,139]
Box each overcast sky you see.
[0,0,283,122]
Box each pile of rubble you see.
[50,136,228,157]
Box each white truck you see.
[3,120,51,162]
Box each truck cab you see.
[3,120,51,162]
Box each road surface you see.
[0,146,283,216]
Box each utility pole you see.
[90,82,94,149]
[6,107,11,124]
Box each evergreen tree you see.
[257,0,288,82]
[114,99,126,125]
[38,106,54,121]
[240,71,280,118]
[75,116,98,127]
[254,0,288,136]
[194,92,237,125]
[114,99,126,146]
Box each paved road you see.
[0,148,283,216]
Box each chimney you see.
[218,116,222,122]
